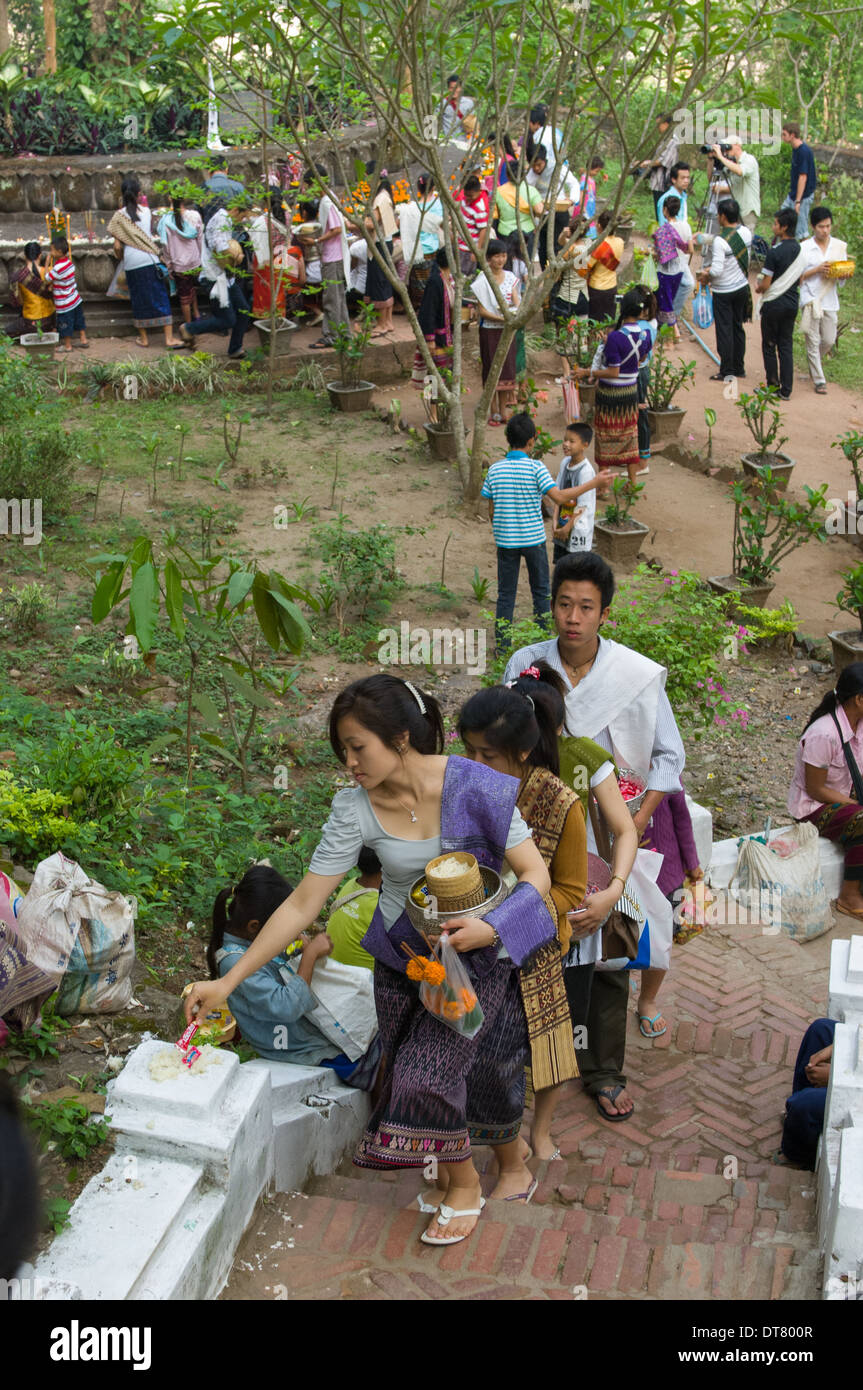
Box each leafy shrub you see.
[311,515,402,634]
[24,712,146,823]
[0,424,78,524]
[0,768,78,861]
[24,1099,110,1161]
[4,582,54,633]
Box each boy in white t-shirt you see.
[551,422,610,563]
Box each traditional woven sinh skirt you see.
[411,332,453,388]
[594,380,640,471]
[805,803,863,880]
[125,263,172,329]
[656,270,683,326]
[353,956,529,1169]
[479,324,517,392]
[408,253,436,310]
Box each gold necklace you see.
[393,791,418,823]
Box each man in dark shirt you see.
[755,207,805,399]
[781,122,817,238]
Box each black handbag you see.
[830,709,863,803]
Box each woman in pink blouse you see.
[787,663,863,919]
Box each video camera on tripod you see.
[699,141,732,157]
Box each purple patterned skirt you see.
[353,956,529,1170]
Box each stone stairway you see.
[223,1137,820,1301]
[222,920,838,1301]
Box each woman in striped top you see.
[573,288,652,487]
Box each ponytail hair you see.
[206,865,294,979]
[804,662,863,734]
[329,674,444,761]
[121,176,141,224]
[172,196,186,234]
[457,666,562,776]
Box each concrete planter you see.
[828,629,863,677]
[424,423,460,460]
[593,517,649,569]
[647,407,686,443]
[707,574,775,609]
[617,221,634,246]
[740,451,795,491]
[254,316,298,355]
[20,331,59,356]
[326,380,376,412]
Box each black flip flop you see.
[594,1085,634,1122]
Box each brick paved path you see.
[223,911,843,1301]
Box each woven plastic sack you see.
[731,821,833,942]
[13,853,136,1021]
[693,285,714,328]
[420,934,485,1037]
[280,953,377,1061]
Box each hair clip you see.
[403,679,427,714]
[520,666,541,680]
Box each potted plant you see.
[20,320,59,358]
[555,316,605,417]
[738,385,794,489]
[829,564,863,674]
[326,303,377,412]
[423,367,463,460]
[254,315,298,355]
[832,429,863,549]
[645,327,695,442]
[708,474,830,609]
[592,475,649,568]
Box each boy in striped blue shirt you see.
[481,412,592,651]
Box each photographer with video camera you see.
[704,136,760,233]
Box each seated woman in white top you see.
[787,662,863,919]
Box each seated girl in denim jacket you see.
[206,865,380,1089]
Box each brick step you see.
[224,1186,819,1300]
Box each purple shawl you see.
[361,755,555,972]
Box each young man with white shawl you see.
[504,551,684,1120]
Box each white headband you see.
[403,680,427,714]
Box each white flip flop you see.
[414,1191,441,1214]
[420,1196,486,1245]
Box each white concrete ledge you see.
[28,1038,370,1301]
[829,936,863,1025]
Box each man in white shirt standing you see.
[798,204,849,396]
[697,197,753,380]
[440,74,475,139]
[527,147,579,269]
[709,136,761,232]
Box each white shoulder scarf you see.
[563,637,665,784]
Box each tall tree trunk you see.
[43,0,57,72]
[90,0,109,35]
[0,0,10,53]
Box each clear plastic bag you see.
[415,934,485,1038]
